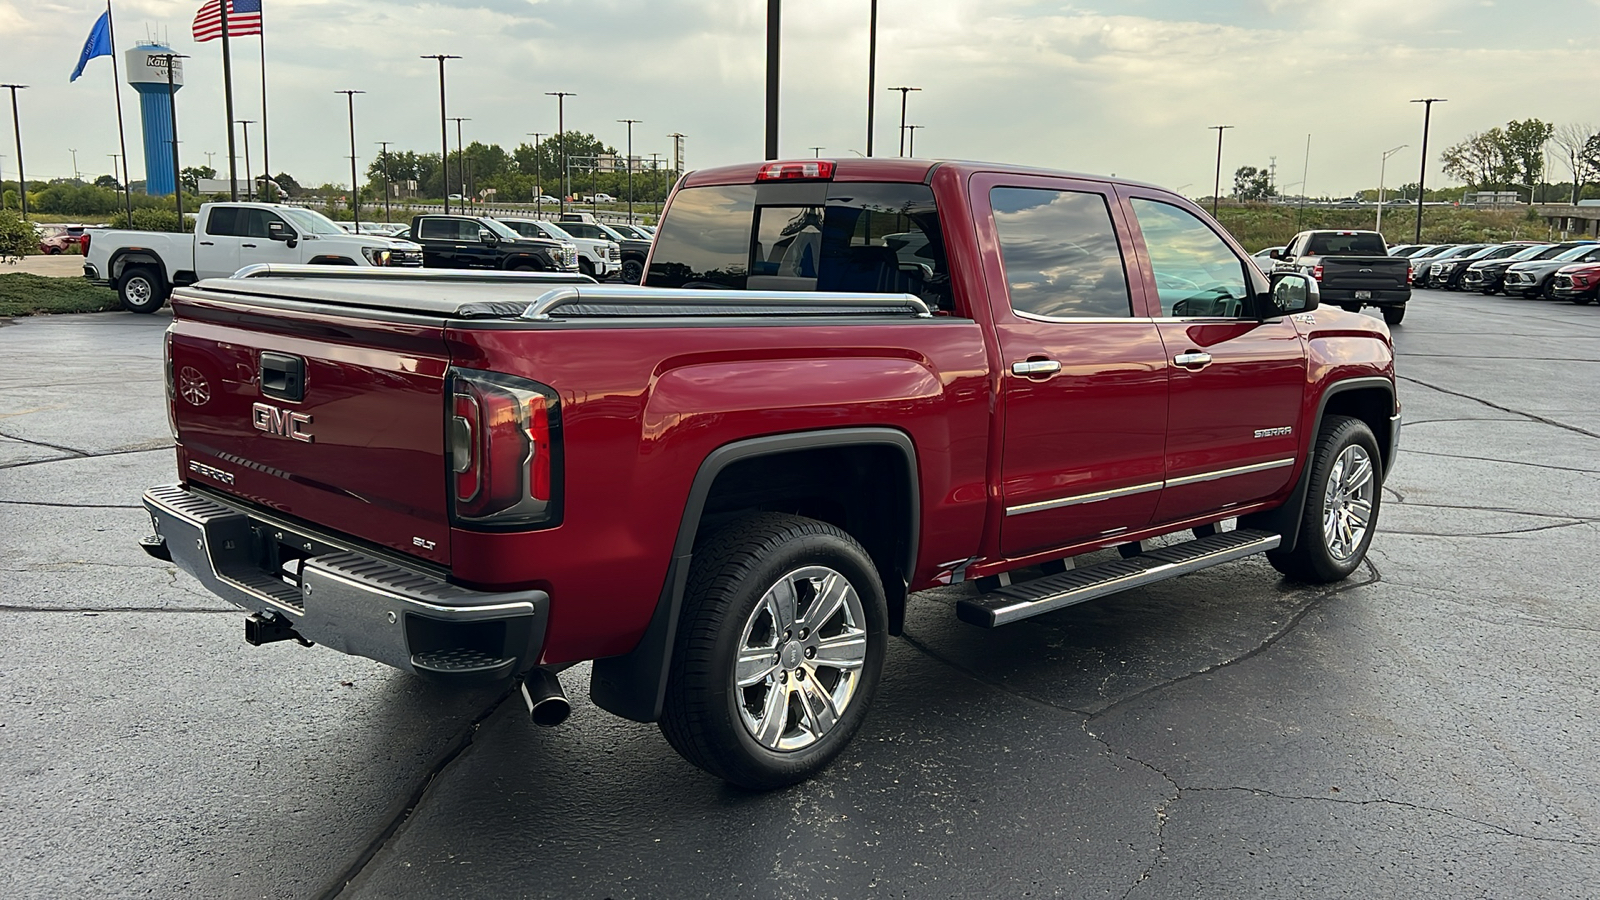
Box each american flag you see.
[192,0,263,43]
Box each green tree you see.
[93,174,120,189]
[1441,129,1513,188]
[179,165,217,194]
[270,171,303,197]
[1233,165,1277,201]
[1502,118,1553,193]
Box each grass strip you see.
[0,273,121,317]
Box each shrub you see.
[0,209,33,263]
[109,208,192,233]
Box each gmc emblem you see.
[252,402,314,443]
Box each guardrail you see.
[278,198,653,225]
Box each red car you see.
[141,158,1399,788]
[38,225,89,254]
[1550,262,1600,304]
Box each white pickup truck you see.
[84,202,425,313]
[494,217,620,280]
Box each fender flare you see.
[590,427,919,723]
[1239,376,1396,552]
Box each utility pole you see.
[448,117,470,206]
[649,152,663,215]
[888,86,920,157]
[2,84,28,220]
[204,150,215,170]
[1296,133,1312,232]
[765,0,780,160]
[546,92,574,212]
[1411,98,1446,244]
[866,0,877,157]
[69,148,79,181]
[810,146,825,157]
[420,54,460,213]
[1209,125,1233,218]
[235,121,254,201]
[377,140,392,223]
[617,119,641,221]
[1376,144,1408,233]
[905,124,923,157]
[107,153,121,212]
[526,132,545,215]
[337,91,365,229]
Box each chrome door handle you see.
[1174,351,1212,367]
[1011,359,1062,377]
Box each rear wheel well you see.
[109,251,164,286]
[1322,387,1394,474]
[694,444,915,634]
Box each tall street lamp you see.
[107,153,122,213]
[649,152,663,215]
[234,120,254,201]
[618,118,640,221]
[905,124,924,157]
[810,146,825,157]
[337,91,365,229]
[1209,124,1233,218]
[866,0,877,156]
[420,54,461,213]
[2,84,28,220]
[765,0,780,160]
[377,140,393,223]
[546,92,574,212]
[1375,144,1408,233]
[448,116,470,204]
[1411,98,1445,243]
[888,86,920,157]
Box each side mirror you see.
[267,221,295,244]
[479,229,499,246]
[1267,271,1319,317]
[1268,248,1285,260]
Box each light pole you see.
[448,117,470,204]
[1375,144,1408,233]
[1411,98,1446,243]
[618,118,640,221]
[649,152,663,216]
[234,120,254,200]
[69,148,79,181]
[1296,133,1312,232]
[1209,125,1233,218]
[526,132,546,215]
[765,0,780,159]
[337,91,365,228]
[107,153,121,210]
[905,124,923,157]
[888,86,921,157]
[810,146,825,157]
[546,92,574,212]
[866,0,877,156]
[377,140,392,223]
[420,54,461,213]
[2,84,28,220]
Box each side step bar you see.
[956,528,1281,628]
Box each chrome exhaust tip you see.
[520,668,571,727]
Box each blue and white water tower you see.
[125,43,183,195]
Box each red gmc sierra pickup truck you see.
[141,158,1398,789]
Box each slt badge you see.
[252,402,314,443]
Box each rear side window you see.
[205,207,241,237]
[646,182,952,311]
[418,219,458,240]
[990,187,1131,319]
[1307,232,1388,255]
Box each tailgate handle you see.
[260,352,306,403]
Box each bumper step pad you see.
[411,647,517,681]
[956,528,1281,628]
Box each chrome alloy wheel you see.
[1322,444,1375,561]
[734,565,869,752]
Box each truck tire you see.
[620,258,644,284]
[1267,415,1382,584]
[119,266,166,314]
[660,512,887,790]
[1381,304,1406,325]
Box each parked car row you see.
[1389,240,1600,303]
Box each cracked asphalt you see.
[2,289,1598,898]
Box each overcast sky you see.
[4,0,1597,196]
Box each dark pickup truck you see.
[401,214,580,273]
[1272,230,1412,324]
[141,158,1398,789]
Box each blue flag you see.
[70,10,113,83]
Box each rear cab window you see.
[1306,232,1389,256]
[646,181,953,312]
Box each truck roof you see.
[682,158,1168,193]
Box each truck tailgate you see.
[168,303,453,567]
[1322,256,1409,291]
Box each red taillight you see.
[1407,265,1415,285]
[81,233,91,253]
[1311,264,1323,282]
[448,369,562,529]
[756,160,835,181]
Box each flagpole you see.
[105,0,133,224]
[257,3,269,198]
[219,0,238,201]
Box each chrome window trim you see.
[1005,458,1297,517]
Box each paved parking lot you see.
[2,289,1598,898]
